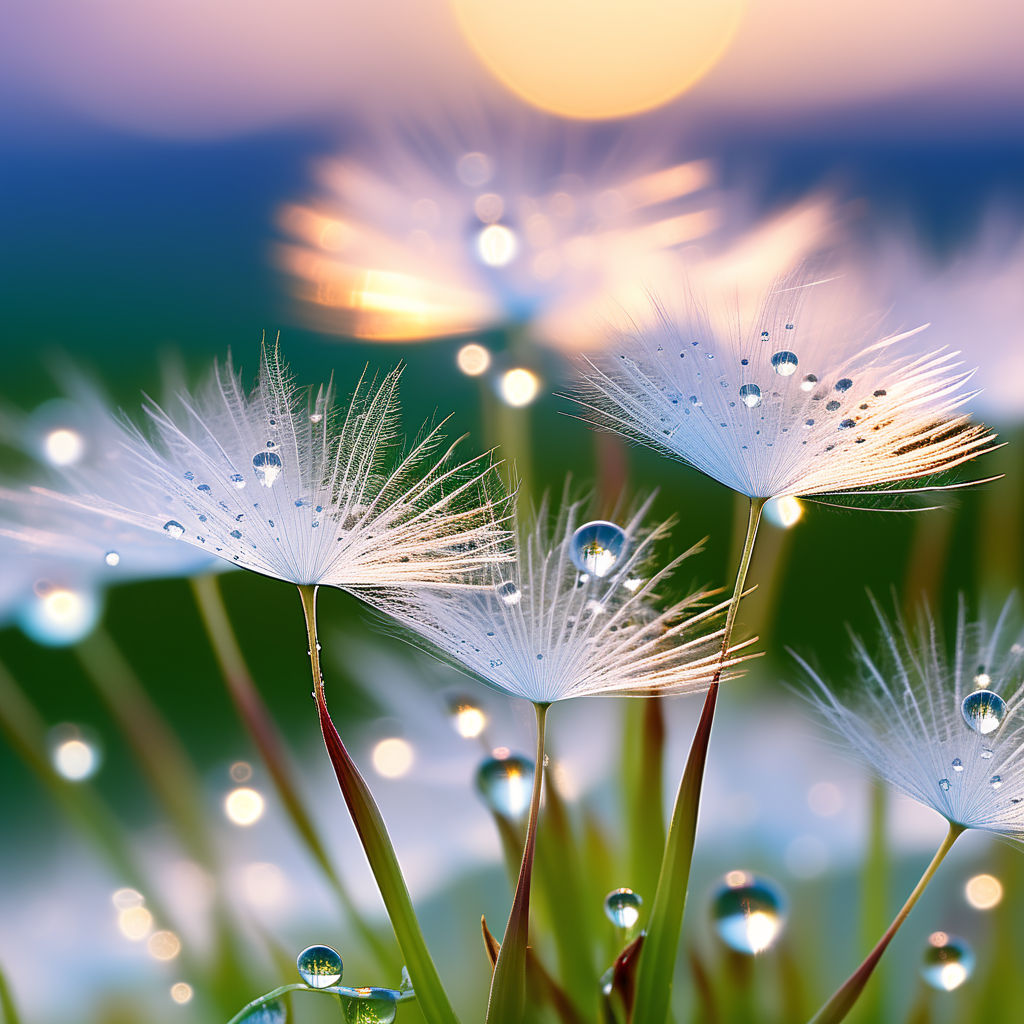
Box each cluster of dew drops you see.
[638,323,889,450]
[939,667,1018,801]
[158,407,339,558]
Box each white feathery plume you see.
[798,595,1024,841]
[363,492,753,704]
[38,342,511,590]
[568,273,998,506]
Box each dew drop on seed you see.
[475,753,534,818]
[920,934,974,992]
[710,873,786,955]
[570,520,627,578]
[104,551,120,566]
[939,778,951,792]
[838,419,856,430]
[800,374,818,392]
[951,758,963,772]
[803,419,815,428]
[230,530,242,539]
[739,384,762,409]
[770,351,798,376]
[826,400,840,412]
[991,775,1003,789]
[981,747,994,759]
[495,580,521,606]
[162,520,185,539]
[296,944,343,989]
[229,473,246,489]
[835,378,853,393]
[252,451,283,487]
[961,689,1006,735]
[604,888,643,929]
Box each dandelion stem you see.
[632,495,765,1023]
[191,574,393,970]
[486,701,550,1024]
[808,822,964,1024]
[296,585,460,1024]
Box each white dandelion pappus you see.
[798,596,1024,841]
[569,274,998,505]
[364,494,753,705]
[39,343,510,591]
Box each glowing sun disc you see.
[448,0,747,120]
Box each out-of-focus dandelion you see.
[800,596,1024,1023]
[275,101,719,351]
[365,491,747,1022]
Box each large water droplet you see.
[495,580,521,606]
[570,520,627,578]
[163,520,185,538]
[252,451,283,487]
[296,944,343,989]
[961,689,1006,735]
[604,888,642,929]
[771,351,798,376]
[710,872,786,954]
[476,753,534,819]
[739,384,762,409]
[921,933,974,991]
[341,989,398,1024]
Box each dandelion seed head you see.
[37,343,511,592]
[569,273,997,505]
[799,595,1024,842]
[363,491,752,704]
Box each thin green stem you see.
[0,962,23,1024]
[486,701,549,1024]
[227,980,417,1024]
[191,575,393,969]
[297,585,460,1024]
[631,495,765,1023]
[808,822,964,1024]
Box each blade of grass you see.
[485,701,549,1024]
[0,963,22,1024]
[298,585,460,1024]
[631,497,765,1023]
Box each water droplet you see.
[873,389,887,397]
[770,351,798,376]
[825,400,840,412]
[237,1001,286,1024]
[961,689,1006,735]
[162,520,185,539]
[974,670,992,688]
[184,471,195,482]
[230,473,246,489]
[951,758,963,772]
[495,580,520,606]
[230,530,242,539]
[604,888,642,929]
[921,933,974,991]
[739,384,762,409]
[197,483,211,493]
[803,418,815,428]
[835,378,853,393]
[476,754,534,819]
[785,322,795,330]
[104,551,120,567]
[991,775,1003,789]
[399,966,413,993]
[800,374,818,392]
[981,748,994,759]
[296,944,343,989]
[838,419,856,430]
[711,873,786,954]
[939,778,951,792]
[341,988,398,1024]
[252,451,283,487]
[569,520,628,578]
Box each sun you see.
[448,0,747,120]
